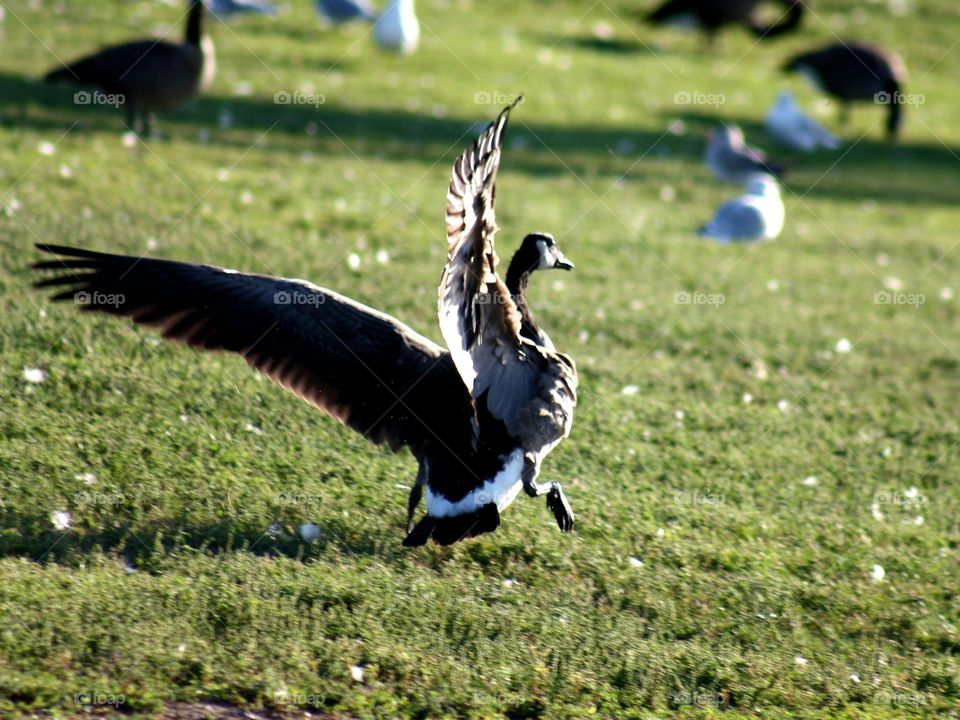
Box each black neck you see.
[505,253,543,344]
[185,0,204,45]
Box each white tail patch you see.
[426,448,524,517]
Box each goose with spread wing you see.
[33,101,578,547]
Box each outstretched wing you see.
[438,99,547,436]
[34,244,476,455]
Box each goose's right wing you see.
[438,100,545,436]
[33,244,476,455]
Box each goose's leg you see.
[145,112,157,139]
[406,461,427,533]
[521,455,575,532]
[124,102,140,135]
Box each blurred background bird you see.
[698,174,784,243]
[374,0,419,54]
[705,124,785,183]
[44,0,214,135]
[783,42,908,139]
[645,0,804,47]
[315,0,377,25]
[765,90,840,152]
[207,0,278,18]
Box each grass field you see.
[1,0,959,717]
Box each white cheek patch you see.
[536,240,551,269]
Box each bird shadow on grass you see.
[0,512,398,568]
[552,33,657,56]
[0,71,701,178]
[666,108,960,206]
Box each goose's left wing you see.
[32,244,477,456]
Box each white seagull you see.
[765,90,840,153]
[374,0,419,54]
[697,174,785,243]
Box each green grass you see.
[1,0,959,717]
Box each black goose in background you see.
[44,0,214,134]
[783,42,907,138]
[33,101,579,548]
[645,0,804,44]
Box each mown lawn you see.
[0,0,958,717]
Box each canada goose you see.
[33,101,578,547]
[705,124,785,184]
[645,0,803,44]
[315,0,377,24]
[44,0,215,135]
[765,90,840,152]
[783,42,907,138]
[374,0,419,54]
[697,174,784,243]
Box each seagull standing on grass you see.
[698,174,784,243]
[705,124,785,184]
[374,0,419,53]
[33,100,578,547]
[765,90,840,152]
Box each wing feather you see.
[33,244,476,455]
[438,100,577,448]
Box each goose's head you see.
[516,232,574,273]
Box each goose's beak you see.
[555,251,574,271]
